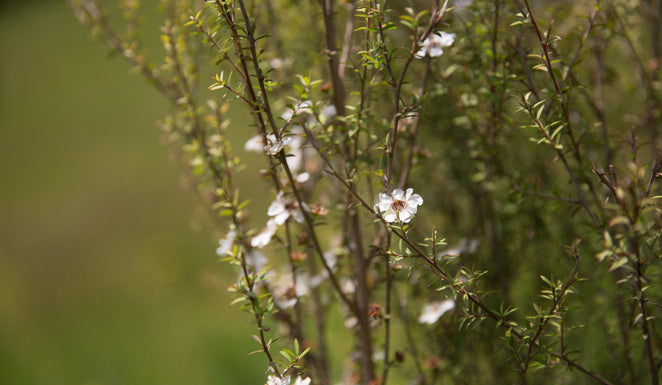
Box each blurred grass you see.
[0,2,263,384]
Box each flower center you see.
[390,199,407,213]
[284,286,297,299]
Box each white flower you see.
[244,134,265,153]
[437,238,479,257]
[340,278,356,294]
[294,100,313,114]
[295,172,310,183]
[265,134,294,155]
[245,249,268,273]
[251,218,279,249]
[454,0,473,11]
[374,188,424,223]
[269,57,292,70]
[310,250,338,288]
[418,299,456,324]
[250,127,312,174]
[415,31,456,58]
[318,104,337,124]
[284,127,306,171]
[268,191,305,225]
[236,250,269,289]
[267,375,290,385]
[215,229,237,257]
[272,270,309,309]
[344,316,358,329]
[293,376,311,385]
[282,100,313,121]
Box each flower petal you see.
[293,377,311,385]
[391,188,405,200]
[428,47,444,57]
[407,193,423,206]
[273,211,290,225]
[244,135,264,152]
[437,31,456,46]
[399,210,413,223]
[404,188,414,199]
[267,201,284,217]
[383,211,398,223]
[376,193,393,211]
[418,299,455,324]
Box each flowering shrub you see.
[71,0,662,384]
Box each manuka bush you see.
[72,0,662,384]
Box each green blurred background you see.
[0,1,262,384]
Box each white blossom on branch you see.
[374,188,424,223]
[415,31,456,58]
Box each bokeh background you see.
[0,1,262,384]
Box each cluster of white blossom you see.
[215,228,268,273]
[418,299,456,324]
[217,24,462,379]
[266,375,311,385]
[250,191,307,249]
[415,31,455,58]
[241,102,340,251]
[244,101,335,181]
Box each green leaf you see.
[608,257,629,272]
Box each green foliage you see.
[71,0,662,384]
